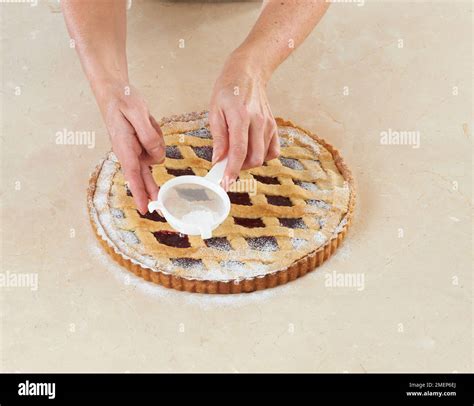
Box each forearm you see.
[61,0,128,103]
[234,0,330,82]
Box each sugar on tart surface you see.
[88,111,355,294]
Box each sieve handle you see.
[148,200,164,215]
[199,226,212,240]
[205,157,228,184]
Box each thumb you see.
[209,109,229,164]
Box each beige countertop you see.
[1,0,472,372]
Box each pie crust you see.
[87,111,355,294]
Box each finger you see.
[141,161,159,201]
[262,104,278,161]
[223,111,249,188]
[209,108,229,164]
[121,154,149,215]
[265,131,280,162]
[129,111,165,164]
[263,116,277,156]
[242,114,265,170]
[149,115,166,166]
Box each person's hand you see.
[95,81,165,214]
[209,50,280,187]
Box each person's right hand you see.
[95,82,165,214]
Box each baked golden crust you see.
[87,111,355,294]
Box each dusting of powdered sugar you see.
[221,260,247,272]
[279,157,305,170]
[87,235,292,309]
[291,238,308,250]
[206,260,271,282]
[91,154,161,274]
[187,128,212,139]
[334,243,351,261]
[246,237,278,252]
[307,199,331,210]
[279,126,321,155]
[333,217,348,234]
[120,230,140,245]
[180,208,217,233]
[314,231,327,245]
[111,208,125,219]
[295,180,319,191]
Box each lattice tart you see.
[88,111,355,294]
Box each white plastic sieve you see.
[147,158,230,239]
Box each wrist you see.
[227,45,273,85]
[91,75,129,104]
[77,48,129,97]
[80,53,128,100]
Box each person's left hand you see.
[209,49,280,188]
